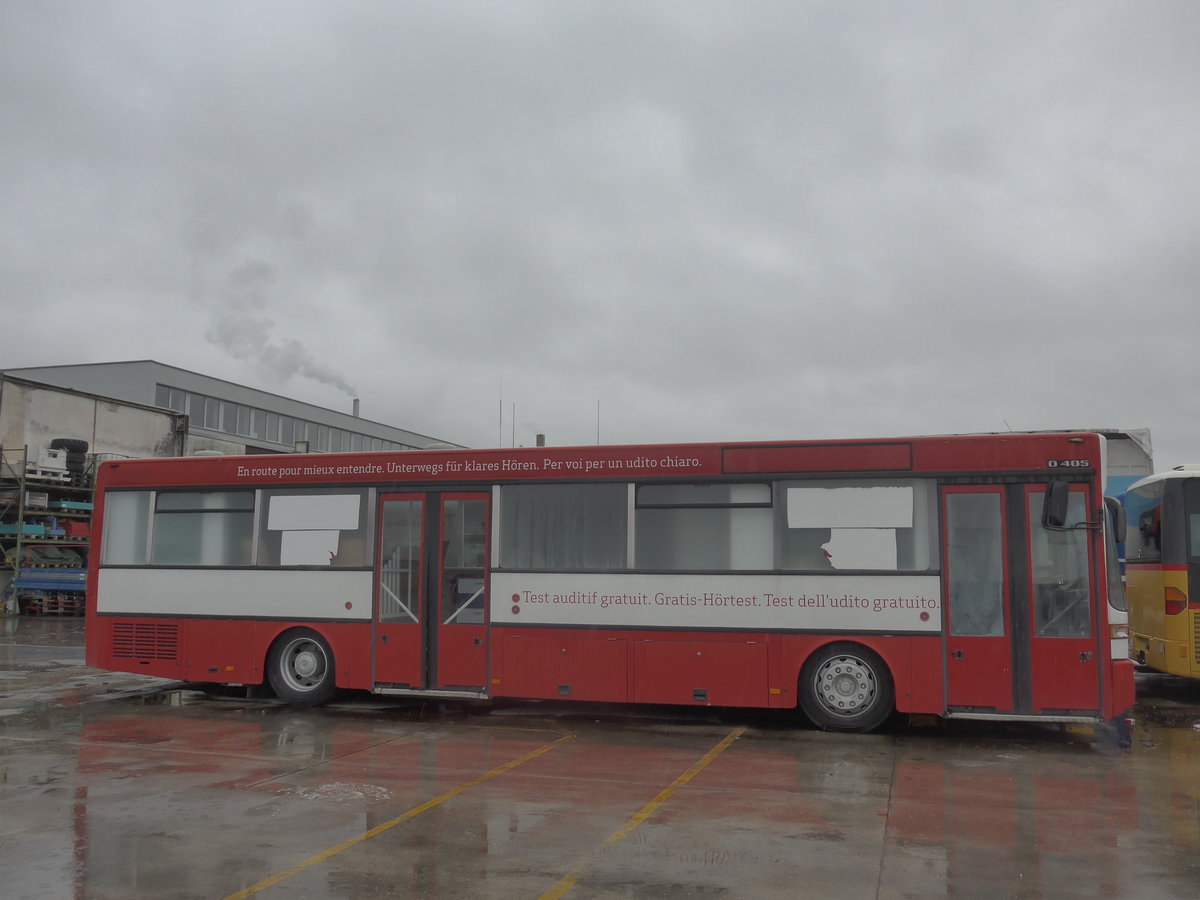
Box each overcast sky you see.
[2,2,1197,471]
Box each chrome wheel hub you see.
[814,656,877,716]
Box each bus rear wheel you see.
[267,629,337,707]
[798,642,894,733]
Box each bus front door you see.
[942,483,1101,716]
[374,494,426,687]
[1023,484,1100,713]
[374,492,489,693]
[433,493,489,691]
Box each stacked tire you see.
[49,438,89,477]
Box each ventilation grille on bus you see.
[112,623,179,661]
[1194,612,1200,666]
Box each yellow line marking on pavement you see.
[466,723,579,737]
[538,725,747,900]
[220,733,574,900]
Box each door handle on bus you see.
[951,649,964,661]
[1079,651,1093,663]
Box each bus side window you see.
[258,490,369,568]
[1124,483,1164,561]
[781,479,938,572]
[782,528,833,569]
[499,483,628,570]
[634,483,772,571]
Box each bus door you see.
[374,492,489,692]
[942,483,1100,716]
[1185,478,1200,676]
[1023,483,1099,713]
[434,493,489,690]
[374,494,425,687]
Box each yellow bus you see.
[1124,467,1200,677]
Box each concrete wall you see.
[0,378,185,460]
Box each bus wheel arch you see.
[266,628,338,707]
[797,641,895,733]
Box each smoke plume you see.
[205,257,357,396]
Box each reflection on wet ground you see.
[1,617,1198,898]
[0,616,175,719]
[0,613,87,648]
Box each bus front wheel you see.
[267,629,337,707]
[798,642,894,733]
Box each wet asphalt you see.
[2,615,1198,899]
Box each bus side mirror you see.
[1104,495,1127,542]
[1043,480,1071,529]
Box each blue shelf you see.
[11,568,86,592]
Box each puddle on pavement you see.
[0,615,87,647]
[135,689,209,708]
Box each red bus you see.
[84,432,1134,732]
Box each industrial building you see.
[2,360,459,456]
[1,360,460,615]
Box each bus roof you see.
[92,431,1108,491]
[1126,465,1200,492]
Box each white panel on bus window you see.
[267,494,360,531]
[280,530,341,566]
[825,529,897,570]
[787,486,913,528]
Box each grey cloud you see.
[2,1,1197,466]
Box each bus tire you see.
[798,642,894,733]
[267,629,337,707]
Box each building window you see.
[157,384,414,453]
[187,393,207,424]
[155,385,186,412]
[252,408,267,440]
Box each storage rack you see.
[1,444,93,615]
